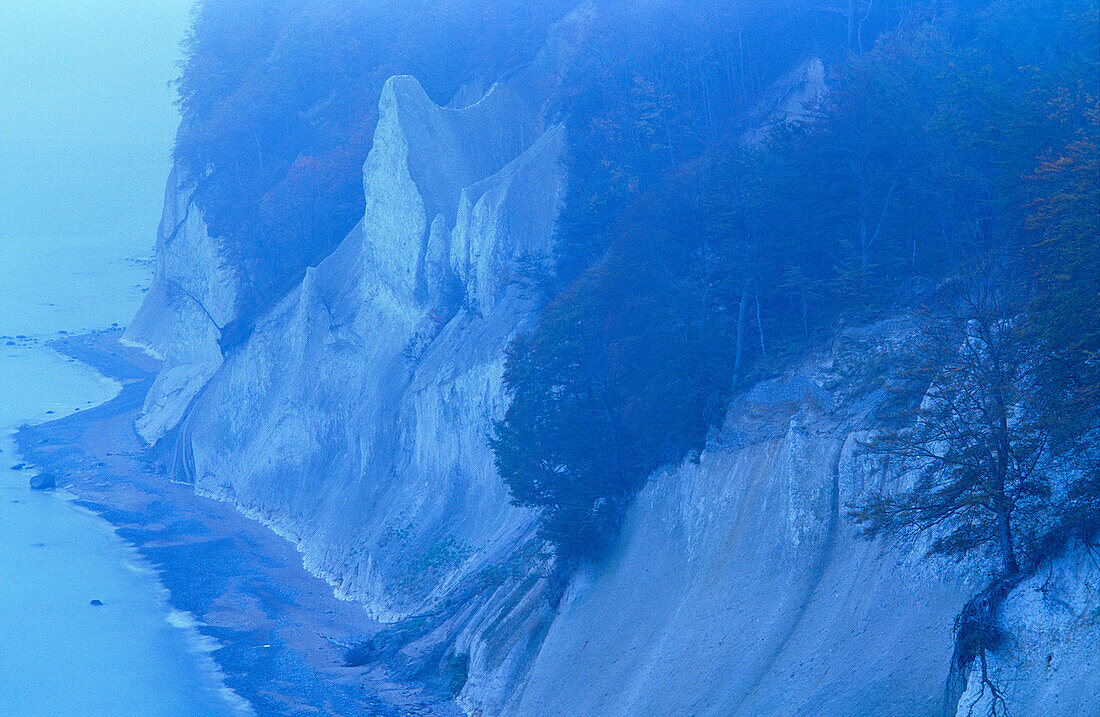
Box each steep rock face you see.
[125,16,1099,714]
[953,544,1100,716]
[122,166,239,444]
[740,56,826,146]
[459,322,1098,717]
[462,322,980,716]
[173,65,564,619]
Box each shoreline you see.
[14,330,461,717]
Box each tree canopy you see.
[492,0,1099,563]
[176,0,1098,565]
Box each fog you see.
[0,1,1095,713]
[0,0,192,243]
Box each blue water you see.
[0,3,253,712]
[0,237,249,715]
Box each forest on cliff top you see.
[175,0,1098,570]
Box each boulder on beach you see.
[29,472,56,490]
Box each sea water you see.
[0,234,247,716]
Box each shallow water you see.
[0,234,247,715]
[0,2,249,712]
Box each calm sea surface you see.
[0,234,246,716]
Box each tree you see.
[851,268,1053,576]
[1025,132,1100,447]
[493,177,744,563]
[175,0,579,322]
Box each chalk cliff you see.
[460,323,1099,717]
[128,21,1098,716]
[955,543,1099,716]
[163,62,563,622]
[123,165,240,445]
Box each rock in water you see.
[29,472,56,490]
[89,599,104,606]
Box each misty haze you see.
[1,1,1096,716]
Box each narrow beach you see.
[14,331,461,717]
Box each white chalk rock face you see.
[954,544,1100,716]
[470,324,1098,717]
[176,70,564,619]
[489,327,982,717]
[123,166,240,444]
[127,16,1097,712]
[740,56,826,147]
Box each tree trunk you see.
[735,9,748,102]
[801,287,809,339]
[755,288,768,360]
[733,283,749,384]
[857,165,870,279]
[995,500,1019,576]
[860,216,869,276]
[847,0,856,50]
[857,0,873,55]
[988,340,1019,576]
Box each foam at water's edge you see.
[119,335,166,360]
[8,346,256,717]
[61,483,258,716]
[165,609,258,717]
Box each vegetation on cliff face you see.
[852,267,1057,578]
[175,0,1097,567]
[492,0,1099,563]
[174,0,575,322]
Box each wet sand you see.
[14,331,462,717]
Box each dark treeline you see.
[176,0,1098,566]
[175,0,576,328]
[174,0,884,331]
[492,0,1099,563]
